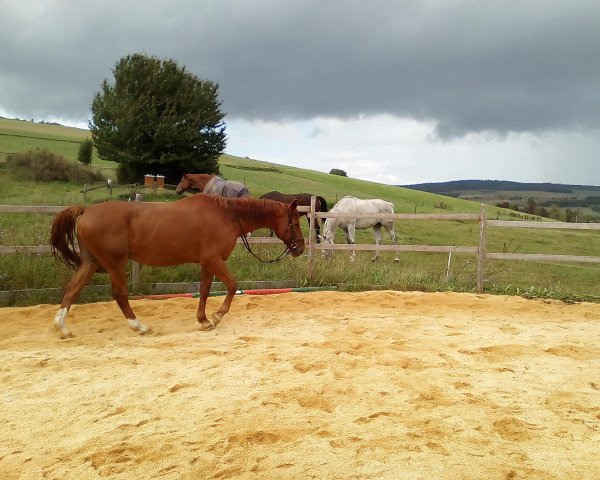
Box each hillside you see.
[0,116,89,158]
[1,116,497,216]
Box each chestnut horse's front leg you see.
[198,259,238,329]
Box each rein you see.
[240,233,293,263]
[233,206,298,264]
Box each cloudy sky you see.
[1,1,599,185]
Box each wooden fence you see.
[3,200,600,296]
[80,181,180,203]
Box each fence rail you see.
[2,200,600,295]
[487,220,600,230]
[0,205,65,214]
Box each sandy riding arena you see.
[1,291,599,480]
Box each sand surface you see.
[1,290,599,480]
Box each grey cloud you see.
[1,0,599,138]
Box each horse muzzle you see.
[288,241,304,257]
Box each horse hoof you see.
[140,327,153,336]
[59,331,74,339]
[211,313,223,326]
[198,320,215,331]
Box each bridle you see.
[237,209,302,264]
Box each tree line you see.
[495,198,599,223]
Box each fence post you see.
[307,196,316,280]
[477,204,487,293]
[130,195,142,292]
[82,184,88,204]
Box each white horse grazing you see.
[321,195,399,261]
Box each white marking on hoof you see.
[54,307,73,338]
[54,307,68,328]
[127,318,140,331]
[127,318,152,334]
[139,326,153,335]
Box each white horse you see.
[321,195,399,261]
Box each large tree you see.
[90,53,226,184]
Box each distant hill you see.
[401,179,600,221]
[401,180,600,195]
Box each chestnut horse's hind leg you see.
[105,261,151,335]
[54,258,99,339]
[196,267,216,330]
[197,259,237,330]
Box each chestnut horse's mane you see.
[214,196,285,224]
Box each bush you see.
[6,149,106,183]
[78,139,93,166]
[329,168,347,177]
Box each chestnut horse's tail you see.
[50,205,85,269]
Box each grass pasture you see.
[2,118,600,306]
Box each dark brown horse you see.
[50,195,304,338]
[260,191,328,239]
[175,173,250,197]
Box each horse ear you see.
[290,199,298,210]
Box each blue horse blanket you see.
[203,176,249,198]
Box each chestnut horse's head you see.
[175,174,191,195]
[275,199,305,257]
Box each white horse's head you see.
[321,219,335,243]
[320,218,335,257]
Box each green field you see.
[2,117,600,306]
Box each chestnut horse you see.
[259,191,328,239]
[175,173,250,197]
[50,195,304,338]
